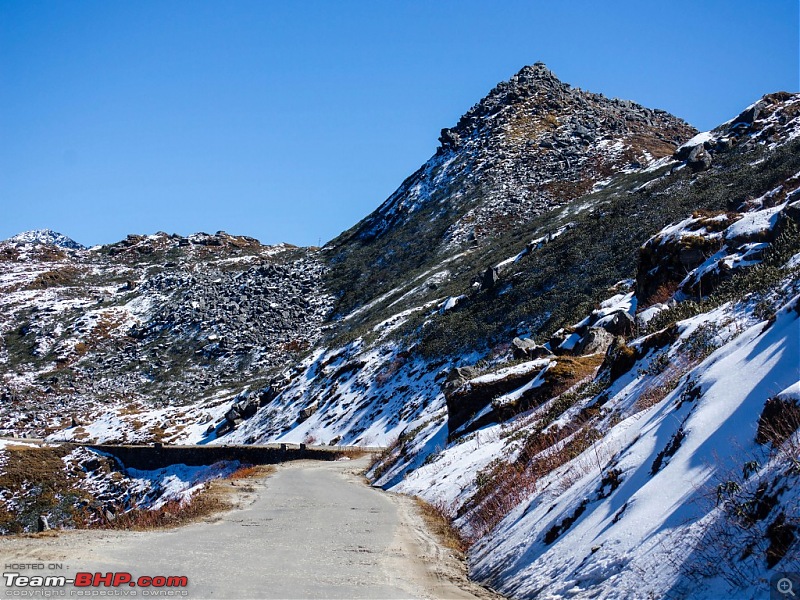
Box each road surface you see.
[0,457,500,599]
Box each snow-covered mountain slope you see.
[5,229,85,250]
[470,295,799,599]
[390,289,800,599]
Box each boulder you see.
[595,310,635,337]
[548,329,569,353]
[83,458,102,472]
[482,267,500,290]
[601,336,639,382]
[687,144,712,172]
[732,100,767,126]
[511,337,552,360]
[443,366,478,396]
[439,128,461,150]
[776,199,800,237]
[636,228,722,305]
[258,386,277,406]
[37,515,50,532]
[235,397,259,419]
[572,124,596,141]
[297,402,319,422]
[576,327,615,355]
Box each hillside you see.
[326,63,695,320]
[1,64,799,598]
[0,231,331,440]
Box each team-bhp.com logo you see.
[4,571,188,596]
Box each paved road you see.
[0,457,497,599]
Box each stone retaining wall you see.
[87,443,369,470]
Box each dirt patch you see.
[386,491,505,600]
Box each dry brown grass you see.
[645,280,680,307]
[545,178,594,203]
[148,425,166,442]
[464,424,600,542]
[503,109,559,144]
[228,465,275,480]
[625,133,678,159]
[546,355,605,393]
[19,529,61,538]
[281,339,310,354]
[0,445,90,534]
[118,403,142,416]
[414,497,468,557]
[690,209,742,231]
[633,375,682,413]
[25,267,78,290]
[105,494,229,530]
[0,446,71,489]
[333,448,370,460]
[91,313,124,339]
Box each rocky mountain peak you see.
[438,62,568,151]
[5,229,85,250]
[334,65,697,301]
[440,62,691,155]
[485,61,564,97]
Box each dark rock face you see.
[444,362,547,438]
[602,336,637,382]
[732,99,768,126]
[482,266,500,290]
[297,402,319,422]
[439,128,461,151]
[443,367,479,398]
[636,223,724,305]
[598,311,635,337]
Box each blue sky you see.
[1,1,798,247]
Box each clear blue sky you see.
[1,1,797,247]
